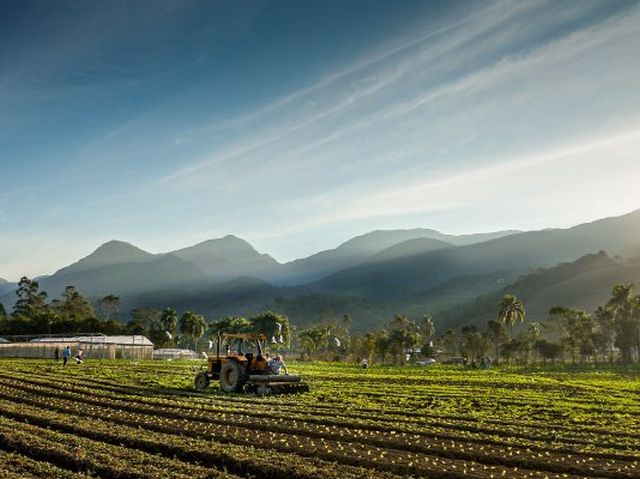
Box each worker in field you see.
[268,354,288,375]
[62,346,71,366]
[54,347,60,362]
[75,349,84,364]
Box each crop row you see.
[0,397,407,479]
[3,368,637,442]
[1,371,637,460]
[0,382,637,479]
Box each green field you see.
[0,359,638,478]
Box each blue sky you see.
[2,0,640,280]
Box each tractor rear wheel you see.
[194,372,210,391]
[219,361,247,393]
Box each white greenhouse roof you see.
[30,335,153,346]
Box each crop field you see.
[0,360,637,479]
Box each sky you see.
[1,0,640,281]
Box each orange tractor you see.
[194,333,309,395]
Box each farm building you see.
[0,335,154,360]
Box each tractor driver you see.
[268,355,288,375]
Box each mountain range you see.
[1,209,640,331]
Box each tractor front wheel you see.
[194,372,210,391]
[219,361,247,393]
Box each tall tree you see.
[12,277,48,320]
[51,286,95,323]
[486,320,507,363]
[498,294,526,333]
[249,311,292,349]
[388,314,421,364]
[160,308,177,336]
[298,328,324,358]
[208,316,251,336]
[421,314,435,347]
[179,311,207,350]
[593,306,615,363]
[526,322,542,363]
[548,307,594,364]
[187,313,207,351]
[460,324,483,363]
[97,295,120,322]
[606,283,638,363]
[374,329,390,364]
[440,329,459,358]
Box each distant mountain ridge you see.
[1,209,640,332]
[171,235,279,281]
[272,228,519,284]
[57,240,155,275]
[313,209,640,299]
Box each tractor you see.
[194,333,309,395]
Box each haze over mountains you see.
[2,209,640,331]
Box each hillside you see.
[0,278,14,299]
[38,254,210,300]
[368,238,453,263]
[170,235,279,281]
[314,209,640,299]
[437,251,640,329]
[275,228,518,285]
[56,240,155,275]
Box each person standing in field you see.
[75,348,84,364]
[62,346,71,366]
[54,347,60,362]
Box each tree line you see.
[0,277,289,352]
[431,284,640,365]
[1,276,639,365]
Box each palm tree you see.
[498,294,526,332]
[186,313,207,352]
[179,311,207,351]
[160,308,177,345]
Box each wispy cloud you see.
[3,0,640,275]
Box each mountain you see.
[314,209,640,299]
[56,240,155,275]
[275,229,518,285]
[37,253,209,300]
[0,278,15,299]
[2,210,640,331]
[170,235,279,281]
[437,251,640,329]
[368,238,453,263]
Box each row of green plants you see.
[0,359,638,478]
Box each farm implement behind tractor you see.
[194,333,309,395]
